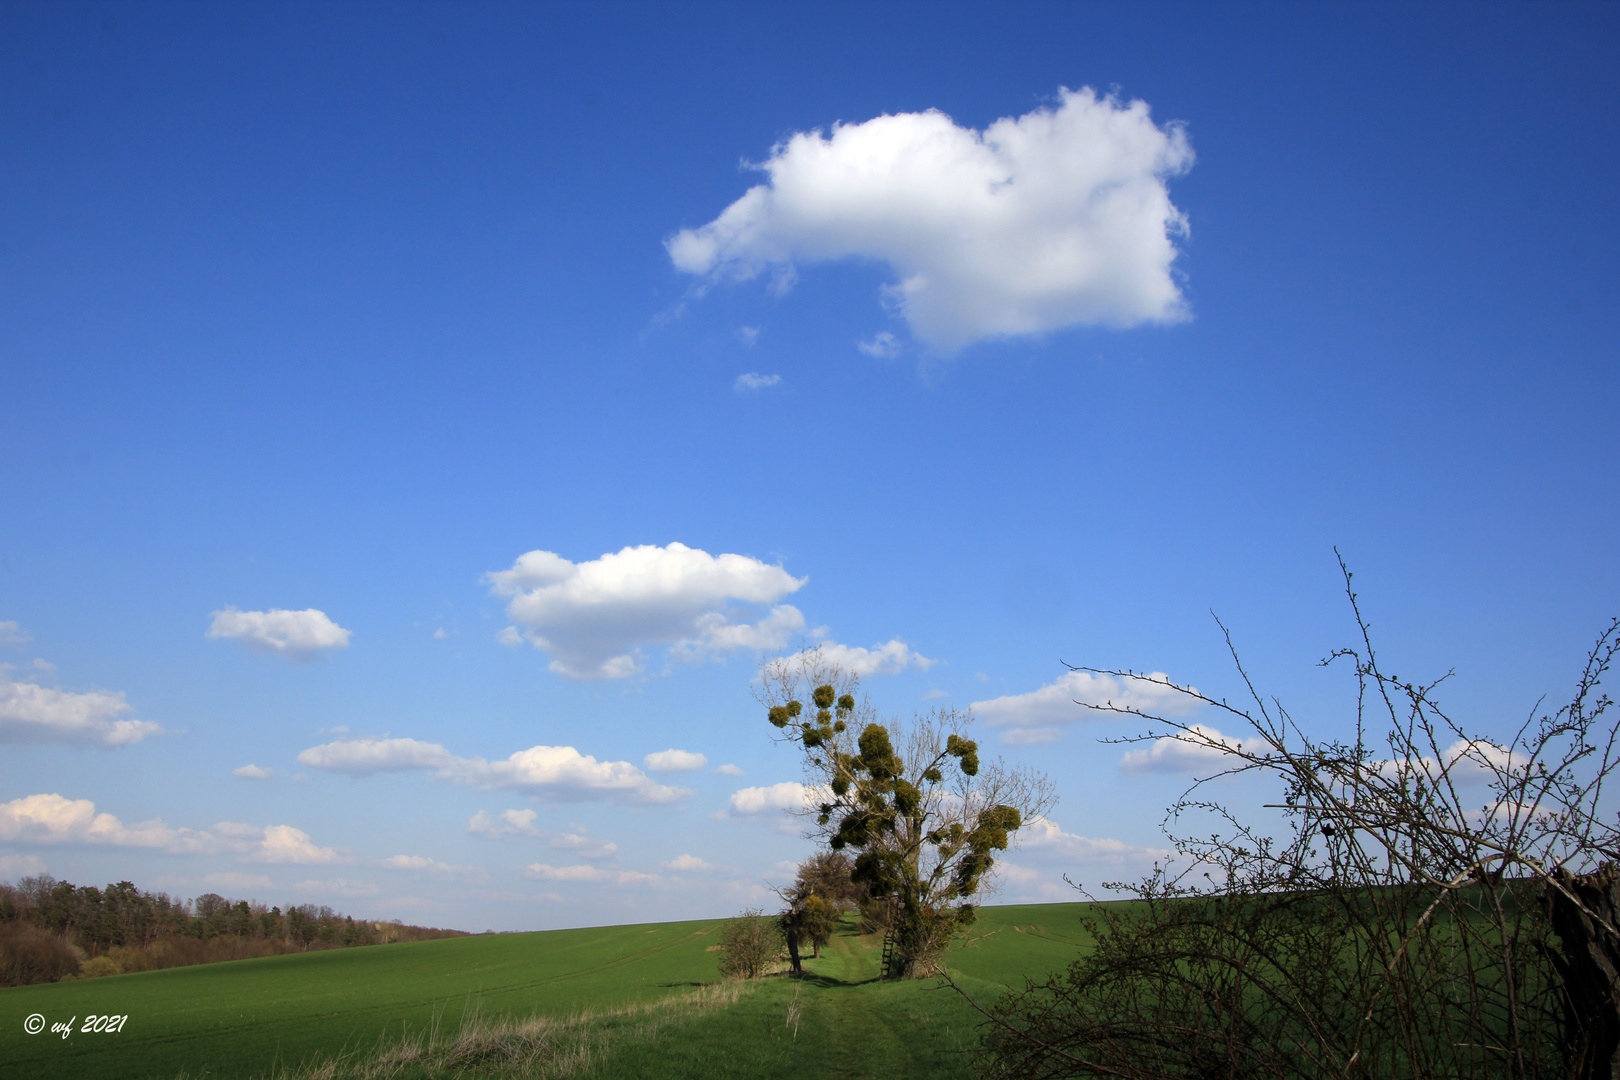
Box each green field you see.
[0,903,1094,1080]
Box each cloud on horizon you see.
[668,87,1193,353]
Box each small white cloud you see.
[781,638,935,677]
[974,670,1198,738]
[31,659,55,673]
[0,679,163,746]
[1018,816,1171,862]
[251,824,348,865]
[857,332,901,358]
[733,372,782,392]
[297,737,454,776]
[1118,724,1244,775]
[525,862,608,883]
[208,607,351,660]
[668,87,1193,353]
[468,808,541,838]
[433,628,449,640]
[203,872,274,892]
[735,326,761,346]
[292,877,378,898]
[301,737,689,805]
[661,854,713,872]
[644,748,708,773]
[922,688,948,700]
[714,764,744,777]
[484,543,807,680]
[0,793,348,864]
[497,626,524,647]
[380,854,479,879]
[233,764,272,780]
[547,825,619,860]
[0,621,30,647]
[447,746,689,805]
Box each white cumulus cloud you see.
[714,764,744,777]
[380,854,480,879]
[296,737,454,775]
[233,764,272,780]
[0,620,31,647]
[301,737,688,805]
[0,679,163,746]
[207,607,352,660]
[644,749,708,773]
[1017,816,1174,866]
[1118,724,1245,776]
[467,808,541,837]
[668,87,1193,353]
[780,639,935,678]
[0,793,347,864]
[973,670,1199,743]
[725,781,824,832]
[484,543,807,679]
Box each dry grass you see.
[232,979,754,1080]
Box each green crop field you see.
[0,903,1097,1080]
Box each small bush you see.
[715,908,782,979]
[78,955,123,978]
[0,922,81,986]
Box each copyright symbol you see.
[24,1013,45,1035]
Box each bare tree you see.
[978,561,1620,1080]
[758,646,1055,978]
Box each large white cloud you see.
[207,607,352,660]
[300,737,689,805]
[0,793,347,864]
[973,670,1199,744]
[668,87,1193,353]
[0,679,163,746]
[486,543,807,679]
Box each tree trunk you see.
[785,920,802,975]
[1547,864,1620,1080]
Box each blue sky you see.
[2,1,1616,930]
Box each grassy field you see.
[0,903,1094,1080]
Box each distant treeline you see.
[0,875,466,986]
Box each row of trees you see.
[0,875,464,986]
